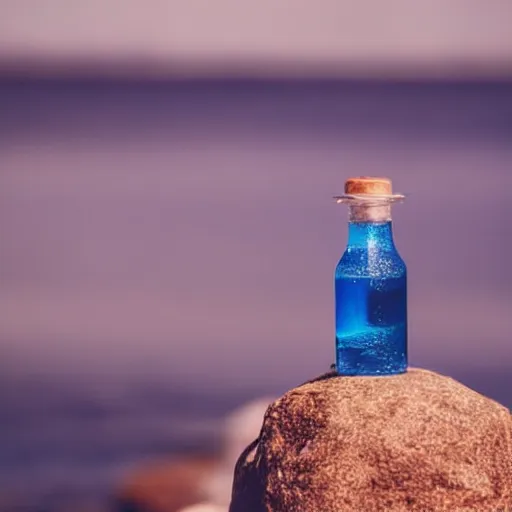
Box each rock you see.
[230,368,512,512]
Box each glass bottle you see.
[334,177,407,376]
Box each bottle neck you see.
[347,220,396,251]
[348,203,391,223]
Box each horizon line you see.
[1,56,512,84]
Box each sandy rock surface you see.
[230,368,512,512]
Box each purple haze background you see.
[0,79,511,508]
[1,80,510,386]
[1,3,512,509]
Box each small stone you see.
[178,504,226,512]
[116,456,216,512]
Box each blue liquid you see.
[335,222,407,375]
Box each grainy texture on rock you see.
[230,368,512,512]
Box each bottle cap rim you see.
[334,193,406,205]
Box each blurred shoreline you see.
[1,52,512,82]
[2,71,512,86]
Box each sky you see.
[1,0,512,77]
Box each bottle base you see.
[335,346,407,376]
[335,366,408,377]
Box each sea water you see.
[335,222,407,375]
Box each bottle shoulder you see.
[336,247,406,279]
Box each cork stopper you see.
[341,177,395,222]
[344,177,392,196]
